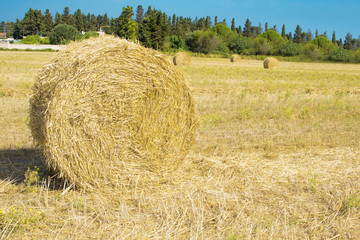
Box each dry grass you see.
[1,53,360,239]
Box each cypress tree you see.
[306,29,312,42]
[238,25,242,36]
[135,5,144,24]
[113,6,136,40]
[281,24,286,38]
[44,9,53,35]
[205,16,211,29]
[54,12,61,26]
[231,18,236,32]
[73,9,84,32]
[243,18,252,37]
[61,7,71,25]
[293,25,303,43]
[332,31,336,44]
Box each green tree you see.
[338,38,343,48]
[281,24,286,38]
[168,35,186,50]
[293,25,304,44]
[13,19,22,39]
[187,30,220,54]
[44,9,53,35]
[237,25,242,36]
[287,32,293,42]
[254,37,271,55]
[136,5,144,24]
[205,16,211,29]
[310,35,336,55]
[22,8,45,35]
[304,43,322,60]
[209,23,235,43]
[49,24,79,44]
[145,6,154,18]
[306,29,312,42]
[113,6,136,41]
[90,14,98,31]
[73,9,84,32]
[138,9,169,49]
[231,18,236,32]
[228,35,252,54]
[258,29,285,48]
[54,12,61,26]
[329,48,352,62]
[103,13,110,26]
[332,31,336,45]
[344,32,354,50]
[279,42,301,56]
[61,7,72,25]
[257,23,263,35]
[243,18,252,37]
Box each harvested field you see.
[1,52,359,239]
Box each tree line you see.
[1,6,360,62]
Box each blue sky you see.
[2,0,359,40]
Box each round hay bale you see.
[263,57,279,69]
[230,54,241,62]
[173,52,191,66]
[29,36,198,191]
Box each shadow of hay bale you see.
[0,148,43,183]
[29,36,198,192]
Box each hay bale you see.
[263,57,279,69]
[173,52,191,66]
[230,54,241,62]
[29,36,198,191]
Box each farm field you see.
[0,51,360,239]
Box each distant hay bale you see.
[263,57,279,69]
[29,36,198,191]
[173,52,191,66]
[230,54,241,62]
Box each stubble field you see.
[0,51,359,239]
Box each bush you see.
[41,38,50,44]
[254,37,271,55]
[50,24,79,45]
[279,42,301,56]
[19,35,42,44]
[17,35,50,45]
[354,48,360,62]
[81,31,99,40]
[217,42,229,54]
[258,30,285,48]
[168,35,186,50]
[209,23,236,43]
[228,35,252,54]
[304,43,322,60]
[310,36,336,55]
[186,30,220,54]
[329,48,352,62]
